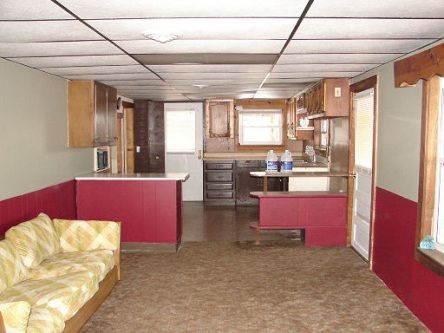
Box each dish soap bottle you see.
[266,150,279,172]
[281,150,293,172]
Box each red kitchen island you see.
[76,173,189,250]
[250,191,347,247]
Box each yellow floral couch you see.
[0,213,120,333]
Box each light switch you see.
[136,146,141,153]
[334,87,341,97]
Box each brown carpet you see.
[82,242,427,333]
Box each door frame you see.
[348,75,378,267]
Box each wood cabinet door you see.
[206,101,233,138]
[94,83,108,146]
[107,86,117,145]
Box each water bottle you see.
[266,150,279,172]
[281,150,293,172]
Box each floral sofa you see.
[0,213,120,333]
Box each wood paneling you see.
[76,179,182,244]
[125,107,135,173]
[394,43,444,87]
[0,180,76,235]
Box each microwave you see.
[94,147,110,172]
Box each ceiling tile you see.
[117,40,285,54]
[65,73,159,80]
[8,55,137,68]
[273,63,376,72]
[255,91,296,98]
[285,39,437,54]
[41,65,150,75]
[100,80,167,86]
[136,54,277,65]
[294,18,444,39]
[161,73,266,80]
[268,72,359,79]
[114,85,173,90]
[277,53,402,64]
[87,18,296,40]
[262,79,320,86]
[149,64,272,73]
[0,0,73,20]
[165,79,262,85]
[307,0,444,18]
[58,0,308,18]
[0,21,103,43]
[0,41,122,57]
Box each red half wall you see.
[0,180,76,235]
[373,187,444,332]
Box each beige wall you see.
[0,59,93,201]
[351,41,444,202]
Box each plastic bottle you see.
[281,150,293,172]
[266,150,279,172]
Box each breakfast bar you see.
[76,173,189,250]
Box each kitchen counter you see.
[203,152,305,161]
[76,172,189,181]
[250,171,349,178]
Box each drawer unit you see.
[204,160,235,205]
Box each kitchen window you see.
[238,109,283,145]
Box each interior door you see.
[164,102,203,201]
[351,88,375,260]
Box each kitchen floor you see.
[182,201,301,243]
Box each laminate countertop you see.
[250,171,349,178]
[203,152,306,161]
[76,173,189,181]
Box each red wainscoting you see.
[0,180,77,235]
[373,187,444,333]
[76,180,182,244]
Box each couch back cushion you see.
[5,213,60,268]
[0,240,29,293]
[0,301,31,333]
[53,219,120,252]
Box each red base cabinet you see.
[76,180,182,245]
[250,192,347,247]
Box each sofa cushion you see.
[0,270,99,321]
[0,301,31,333]
[53,219,120,252]
[28,250,115,282]
[0,240,28,294]
[26,305,65,333]
[5,213,60,268]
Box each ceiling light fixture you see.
[142,31,182,44]
[192,84,209,89]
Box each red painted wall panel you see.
[373,187,444,333]
[76,180,181,244]
[0,180,76,235]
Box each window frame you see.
[415,75,444,276]
[238,109,283,146]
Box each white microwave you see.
[94,146,110,172]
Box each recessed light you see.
[142,31,183,44]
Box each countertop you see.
[250,191,347,198]
[76,172,189,181]
[250,171,349,178]
[203,152,305,161]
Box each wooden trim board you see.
[0,313,5,333]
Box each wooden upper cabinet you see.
[205,100,234,139]
[68,80,117,147]
[304,78,349,118]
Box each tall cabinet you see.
[68,81,117,147]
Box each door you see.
[351,88,375,260]
[164,102,203,201]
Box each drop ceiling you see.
[0,0,443,101]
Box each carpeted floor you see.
[82,242,427,333]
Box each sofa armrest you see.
[0,301,31,333]
[53,219,121,252]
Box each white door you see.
[352,89,375,260]
[164,102,203,201]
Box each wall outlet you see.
[334,87,341,97]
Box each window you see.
[354,89,375,169]
[165,110,195,153]
[433,78,444,253]
[238,109,282,145]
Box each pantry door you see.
[351,84,377,262]
[164,102,203,201]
